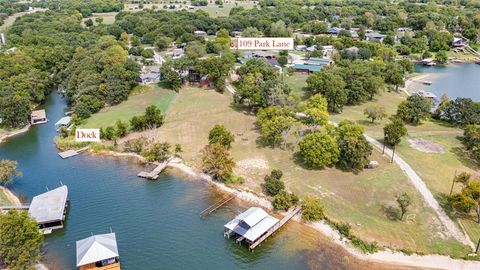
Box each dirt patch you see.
[407,137,444,154]
[236,158,269,171]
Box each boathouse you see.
[55,116,72,131]
[76,233,120,270]
[224,207,279,246]
[28,185,68,233]
[31,109,48,125]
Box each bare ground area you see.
[408,136,445,154]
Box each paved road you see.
[364,134,475,249]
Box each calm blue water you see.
[414,63,480,101]
[0,93,405,270]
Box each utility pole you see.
[476,237,480,255]
[449,170,457,195]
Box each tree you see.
[364,105,387,123]
[277,55,288,67]
[269,20,291,37]
[395,193,411,220]
[462,125,480,163]
[0,210,43,270]
[396,95,431,125]
[95,17,104,24]
[201,143,236,182]
[272,191,298,210]
[143,142,171,162]
[155,36,172,51]
[215,28,231,49]
[306,70,347,113]
[383,118,407,161]
[257,106,296,148]
[384,64,405,92]
[115,120,128,138]
[130,115,148,131]
[264,169,285,196]
[85,18,93,27]
[208,124,235,149]
[449,179,480,223]
[141,49,155,59]
[435,50,448,64]
[335,120,372,170]
[0,160,22,186]
[297,131,340,168]
[174,144,183,157]
[241,27,263,37]
[145,105,164,128]
[301,195,325,221]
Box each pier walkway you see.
[137,158,172,180]
[200,192,237,217]
[58,146,89,159]
[249,206,301,251]
[0,204,30,210]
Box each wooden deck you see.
[79,262,120,270]
[249,206,302,251]
[58,146,89,159]
[137,158,171,180]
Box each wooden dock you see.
[249,206,302,251]
[58,146,89,159]
[0,204,30,210]
[137,158,171,180]
[200,192,237,217]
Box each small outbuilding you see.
[76,233,120,270]
[224,207,279,246]
[28,185,68,233]
[31,109,48,125]
[55,116,72,131]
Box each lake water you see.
[0,93,409,270]
[414,63,480,101]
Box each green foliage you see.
[396,193,411,220]
[306,69,346,113]
[350,236,379,254]
[272,191,299,210]
[257,106,295,148]
[396,95,431,125]
[208,124,235,149]
[115,120,128,138]
[196,53,234,92]
[264,169,285,196]
[433,97,480,126]
[123,137,149,153]
[0,160,22,186]
[363,105,387,123]
[0,210,43,270]
[462,125,480,163]
[435,50,448,64]
[145,105,165,128]
[301,195,325,221]
[383,118,407,146]
[101,126,116,141]
[335,120,372,170]
[297,131,339,168]
[201,143,236,182]
[142,142,171,162]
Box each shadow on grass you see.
[451,146,479,170]
[381,204,401,221]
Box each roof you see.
[293,64,323,72]
[224,207,279,242]
[76,233,119,267]
[55,116,71,127]
[366,32,385,39]
[305,57,331,66]
[28,186,68,224]
[31,109,46,119]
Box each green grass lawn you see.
[84,85,176,128]
[0,188,15,206]
[82,12,118,26]
[125,1,256,17]
[283,71,309,98]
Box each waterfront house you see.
[452,35,469,48]
[55,116,72,131]
[194,30,207,37]
[224,207,279,247]
[28,185,68,234]
[31,109,48,125]
[326,27,342,35]
[365,32,385,42]
[76,233,121,270]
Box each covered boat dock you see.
[28,185,69,234]
[76,233,121,270]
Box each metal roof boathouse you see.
[76,233,121,270]
[28,185,69,234]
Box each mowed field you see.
[82,12,118,26]
[84,85,175,129]
[125,0,256,17]
[119,86,470,256]
[330,89,480,247]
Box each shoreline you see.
[94,150,480,270]
[0,125,31,144]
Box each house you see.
[172,48,185,58]
[28,186,68,234]
[188,68,201,83]
[31,109,48,125]
[321,45,337,56]
[185,5,194,9]
[194,30,207,37]
[416,90,437,100]
[306,45,317,52]
[326,27,342,35]
[452,36,469,48]
[295,45,307,51]
[243,51,276,59]
[231,31,242,37]
[55,116,72,131]
[365,32,385,42]
[224,207,279,246]
[76,233,121,270]
[293,57,333,73]
[266,59,280,67]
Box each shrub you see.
[264,169,285,196]
[208,124,235,149]
[272,191,299,210]
[301,195,325,221]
